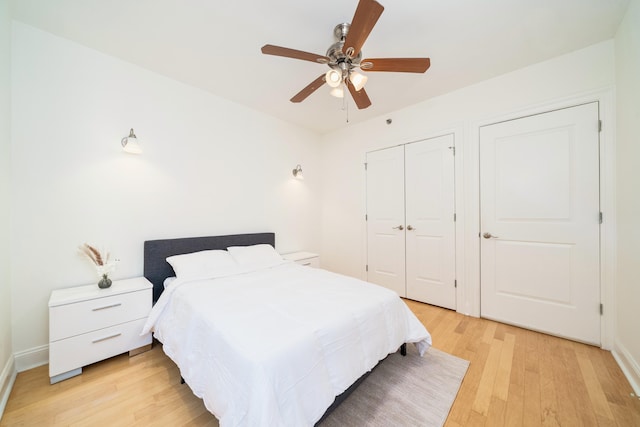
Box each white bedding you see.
[142,262,432,427]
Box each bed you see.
[142,232,432,426]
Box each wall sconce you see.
[292,164,304,180]
[121,128,142,154]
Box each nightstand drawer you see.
[296,257,320,267]
[49,317,151,377]
[50,290,150,342]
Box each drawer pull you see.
[92,333,122,343]
[92,302,122,311]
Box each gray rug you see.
[319,345,470,427]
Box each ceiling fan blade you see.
[361,57,431,73]
[347,82,372,109]
[342,0,384,58]
[261,44,329,64]
[290,74,326,103]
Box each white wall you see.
[320,40,615,317]
[10,22,322,368]
[0,0,15,415]
[614,0,640,394]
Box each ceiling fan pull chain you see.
[341,83,346,107]
[344,85,350,123]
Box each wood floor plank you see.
[548,345,581,426]
[2,301,640,427]
[576,350,615,421]
[473,338,503,415]
[494,332,515,401]
[550,335,601,427]
[523,368,542,426]
[503,327,525,426]
[485,395,507,426]
[482,321,498,344]
[447,340,491,426]
[589,346,628,407]
[539,335,560,426]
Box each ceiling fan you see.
[261,0,430,110]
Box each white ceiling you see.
[10,0,629,134]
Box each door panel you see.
[495,241,573,303]
[480,102,600,344]
[366,146,406,296]
[405,136,456,309]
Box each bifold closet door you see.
[365,145,406,296]
[405,136,456,309]
[366,135,456,309]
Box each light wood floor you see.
[2,301,639,426]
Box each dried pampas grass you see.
[80,243,110,266]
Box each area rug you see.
[319,345,470,427]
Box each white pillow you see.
[166,249,239,281]
[226,244,284,269]
[163,276,177,289]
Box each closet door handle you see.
[392,225,404,230]
[407,225,415,231]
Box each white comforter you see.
[142,262,431,427]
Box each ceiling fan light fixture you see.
[330,86,344,98]
[349,71,368,91]
[325,69,342,88]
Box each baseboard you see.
[14,344,48,373]
[0,354,17,420]
[612,340,640,395]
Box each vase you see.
[98,274,112,289]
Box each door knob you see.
[483,232,499,239]
[407,225,414,231]
[392,225,404,230]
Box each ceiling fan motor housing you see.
[333,22,351,40]
[327,23,362,76]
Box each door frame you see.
[465,88,616,349]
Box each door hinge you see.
[366,264,369,272]
[449,146,455,156]
[600,303,603,315]
[365,214,368,221]
[599,212,603,224]
[364,162,368,170]
[453,213,457,222]
[598,120,602,132]
[454,279,457,288]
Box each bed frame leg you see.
[400,343,407,356]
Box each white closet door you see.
[480,102,601,344]
[366,146,406,296]
[405,135,456,309]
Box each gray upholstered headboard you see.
[144,232,275,303]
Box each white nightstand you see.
[48,277,153,384]
[283,251,320,268]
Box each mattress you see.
[142,262,432,426]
